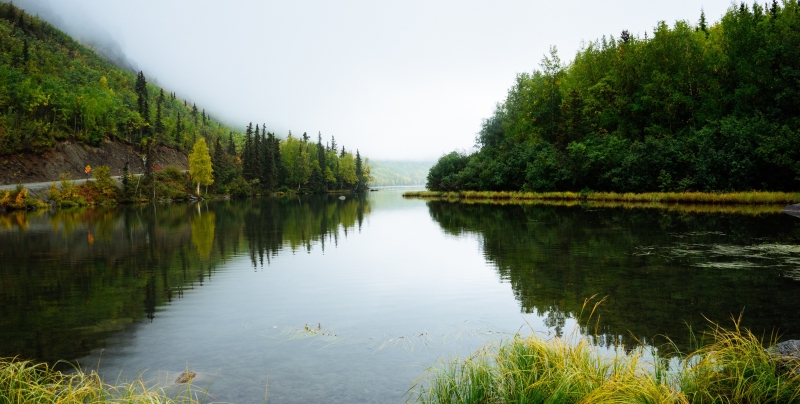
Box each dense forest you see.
[428,2,800,193]
[0,2,370,196]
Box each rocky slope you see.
[0,139,188,185]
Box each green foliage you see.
[429,3,800,192]
[188,138,213,194]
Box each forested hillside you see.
[428,2,800,193]
[0,2,231,155]
[0,2,371,195]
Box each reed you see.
[403,190,800,205]
[0,358,205,403]
[413,320,800,403]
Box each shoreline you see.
[403,190,800,205]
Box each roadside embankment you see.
[0,139,188,186]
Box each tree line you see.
[205,126,371,196]
[428,1,800,193]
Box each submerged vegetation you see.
[414,319,800,403]
[428,2,800,193]
[0,358,205,403]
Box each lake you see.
[1,188,800,403]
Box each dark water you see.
[1,189,800,402]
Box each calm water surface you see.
[1,188,800,402]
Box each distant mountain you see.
[368,160,434,187]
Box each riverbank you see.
[404,190,800,205]
[0,358,206,404]
[414,322,800,403]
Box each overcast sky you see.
[14,0,732,160]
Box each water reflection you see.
[425,201,800,352]
[0,195,370,363]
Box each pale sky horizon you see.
[12,0,732,160]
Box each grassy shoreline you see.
[0,358,206,403]
[413,322,800,403]
[404,190,800,205]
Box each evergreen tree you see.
[21,39,28,65]
[175,112,183,143]
[242,123,254,180]
[264,131,277,191]
[330,135,336,152]
[316,132,325,172]
[699,9,708,33]
[154,98,164,142]
[227,132,236,156]
[273,135,284,187]
[212,136,227,189]
[191,103,198,126]
[253,124,263,185]
[355,149,363,191]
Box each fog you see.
[12,0,731,160]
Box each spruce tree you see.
[253,124,263,185]
[699,9,708,33]
[316,132,325,172]
[154,99,164,142]
[176,112,183,143]
[355,149,363,191]
[264,131,276,191]
[191,103,198,126]
[242,123,254,180]
[227,132,236,156]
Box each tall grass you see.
[412,316,800,403]
[403,190,800,205]
[0,358,206,403]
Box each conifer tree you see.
[264,131,276,190]
[316,132,325,172]
[273,135,284,187]
[699,9,708,33]
[154,99,164,141]
[242,123,254,180]
[176,112,183,143]
[227,132,236,156]
[355,149,363,191]
[191,103,198,126]
[253,124,263,185]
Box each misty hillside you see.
[369,160,434,186]
[0,2,238,156]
